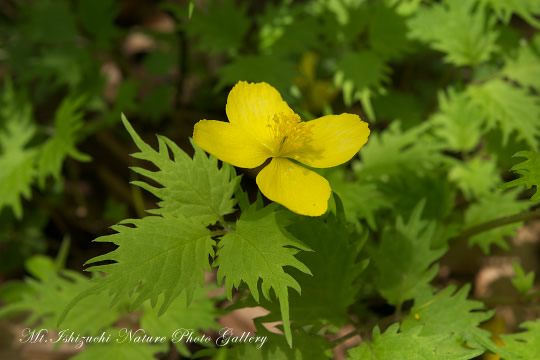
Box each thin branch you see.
[453,207,540,242]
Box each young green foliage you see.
[184,0,250,55]
[214,204,311,346]
[123,116,240,226]
[407,0,498,66]
[511,262,535,297]
[401,285,504,355]
[499,320,540,359]
[78,213,215,317]
[449,156,501,200]
[37,96,91,187]
[501,150,540,201]
[502,35,540,92]
[478,0,540,27]
[431,89,486,152]
[468,80,540,149]
[354,122,447,181]
[0,108,36,219]
[259,211,368,329]
[348,323,483,360]
[0,256,121,335]
[370,202,447,306]
[141,286,221,357]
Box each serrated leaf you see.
[368,2,410,59]
[37,96,91,187]
[478,0,540,28]
[76,0,120,47]
[255,212,368,329]
[499,320,540,359]
[502,41,540,91]
[216,54,298,99]
[184,1,250,55]
[370,202,446,306]
[431,89,485,152]
[501,150,540,202]
[348,323,483,360]
[354,122,447,181]
[0,265,121,335]
[511,262,535,296]
[407,0,498,66]
[468,80,540,149]
[0,82,36,219]
[259,6,321,56]
[214,204,311,346]
[335,51,390,106]
[59,214,215,325]
[465,189,529,254]
[123,117,240,226]
[379,170,456,222]
[449,156,501,200]
[141,285,221,357]
[402,285,499,353]
[324,167,390,229]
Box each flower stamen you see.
[268,112,312,156]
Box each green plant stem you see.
[454,207,540,242]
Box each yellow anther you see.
[268,112,311,156]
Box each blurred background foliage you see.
[1,0,540,359]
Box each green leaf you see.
[324,167,390,229]
[449,156,501,200]
[354,122,447,180]
[468,80,540,149]
[465,189,529,254]
[184,1,250,55]
[216,54,298,99]
[368,2,410,59]
[0,266,121,335]
[370,201,446,306]
[499,320,540,359]
[260,212,368,329]
[407,0,498,66]
[76,0,120,47]
[259,6,321,56]
[402,285,500,354]
[141,286,221,357]
[0,82,36,219]
[502,40,540,91]
[59,214,215,324]
[214,204,311,346]
[37,96,91,187]
[123,116,240,226]
[478,0,540,27]
[348,323,483,360]
[71,335,167,360]
[379,170,456,222]
[431,89,485,152]
[511,262,535,296]
[335,51,390,106]
[501,150,540,201]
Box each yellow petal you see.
[193,120,271,168]
[226,81,295,149]
[291,114,370,168]
[256,158,331,216]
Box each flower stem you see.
[454,207,540,241]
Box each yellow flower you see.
[193,81,370,216]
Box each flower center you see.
[267,112,312,156]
